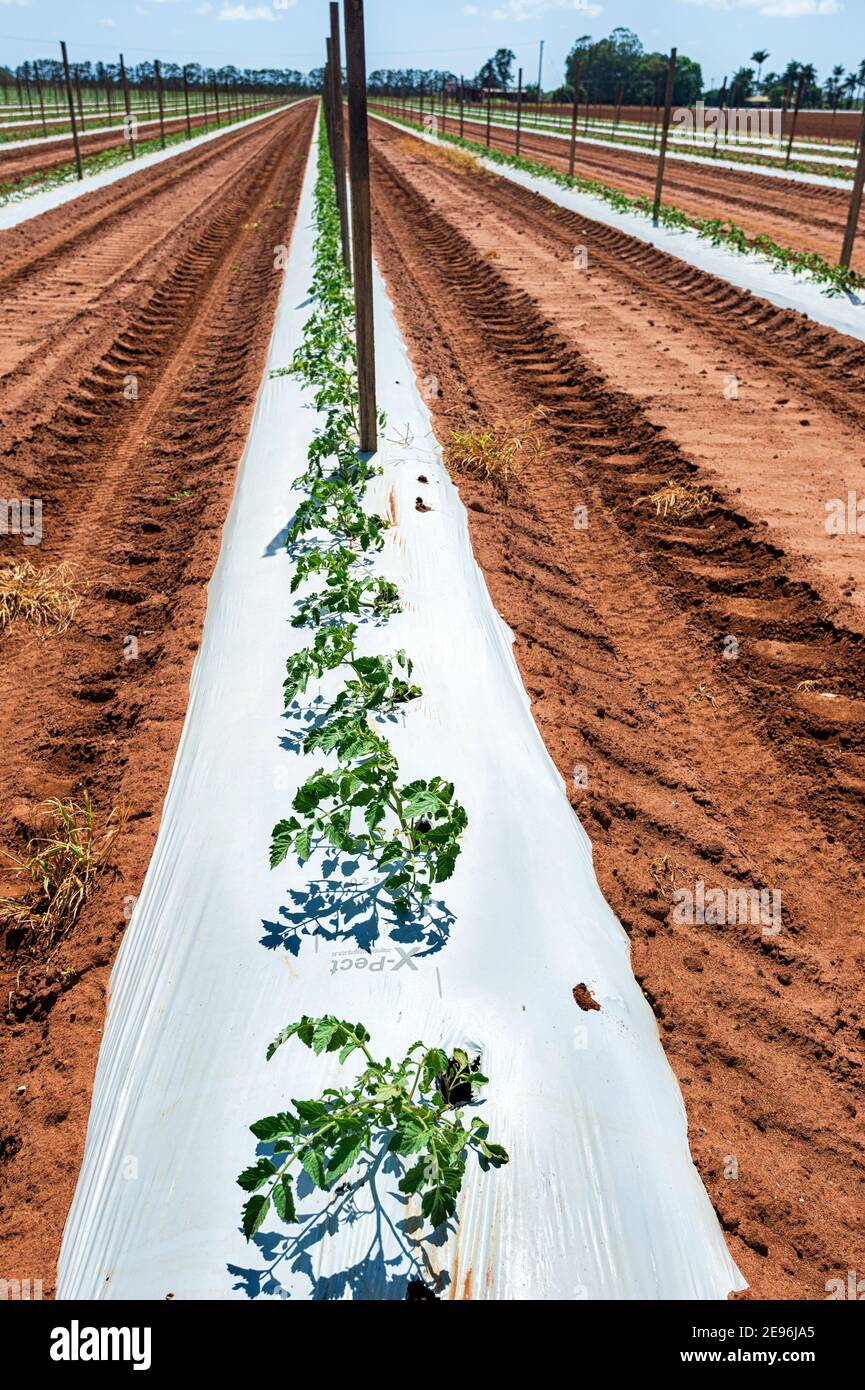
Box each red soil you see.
[367,119,865,1300]
[0,98,315,1297]
[373,99,865,271]
[0,103,282,189]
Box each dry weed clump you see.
[447,407,547,487]
[0,561,81,634]
[396,135,483,177]
[632,479,717,522]
[0,797,127,955]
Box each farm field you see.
[365,117,865,1300]
[0,96,316,1293]
[0,100,292,199]
[371,100,865,272]
[1,1,864,1336]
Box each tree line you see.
[368,28,865,110]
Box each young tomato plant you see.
[238,1017,508,1241]
[271,724,467,910]
[269,131,469,906]
[290,546,401,628]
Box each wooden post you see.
[74,65,86,131]
[584,81,591,135]
[515,67,523,156]
[779,78,790,144]
[613,79,623,136]
[652,47,677,224]
[60,42,83,180]
[419,76,424,126]
[213,73,221,126]
[460,74,465,139]
[840,104,865,269]
[120,53,136,158]
[784,69,806,167]
[343,0,377,453]
[485,82,492,148]
[568,60,581,176]
[34,66,47,137]
[323,46,335,161]
[329,3,351,275]
[713,76,727,157]
[536,37,543,124]
[154,59,166,148]
[182,65,192,137]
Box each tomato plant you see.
[239,1016,508,1240]
[271,129,468,908]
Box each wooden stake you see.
[119,53,136,159]
[784,69,806,167]
[460,74,465,139]
[182,64,192,137]
[34,66,47,137]
[515,67,523,157]
[652,47,677,224]
[568,60,581,177]
[840,104,865,269]
[343,0,377,452]
[485,81,492,148]
[60,42,83,181]
[74,65,86,132]
[713,76,727,158]
[322,45,335,159]
[329,3,352,275]
[154,59,166,148]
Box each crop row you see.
[237,128,507,1272]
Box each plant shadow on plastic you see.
[260,846,454,957]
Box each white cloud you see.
[99,16,117,26]
[0,1,30,8]
[463,3,480,13]
[196,1,214,11]
[676,0,840,15]
[218,2,287,20]
[492,0,603,20]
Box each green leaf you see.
[301,1146,328,1190]
[269,819,297,869]
[272,1173,297,1223]
[293,1098,330,1124]
[237,1157,276,1192]
[397,1158,427,1196]
[390,1113,430,1156]
[325,1135,364,1186]
[242,1193,270,1241]
[250,1112,299,1141]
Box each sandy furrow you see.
[0,99,315,1296]
[374,102,864,271]
[367,125,865,1300]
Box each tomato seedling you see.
[239,1016,508,1240]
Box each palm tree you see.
[751,49,770,89]
[844,71,859,108]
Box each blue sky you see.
[0,0,859,89]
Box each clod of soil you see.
[572,982,601,1012]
